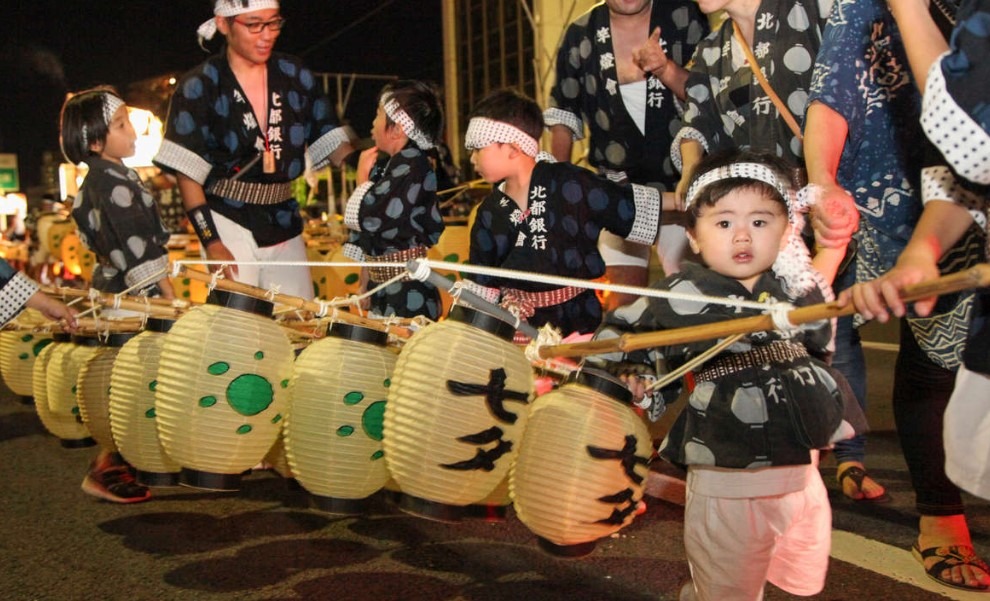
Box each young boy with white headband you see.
[155,0,356,299]
[342,80,446,319]
[591,149,861,600]
[463,88,662,336]
[60,86,175,504]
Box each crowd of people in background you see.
[2,0,988,598]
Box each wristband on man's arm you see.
[187,205,221,246]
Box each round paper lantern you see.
[45,335,100,448]
[155,291,294,491]
[286,322,397,514]
[108,318,181,486]
[32,333,95,447]
[384,306,533,521]
[60,232,97,282]
[0,327,54,397]
[510,368,653,557]
[45,219,76,257]
[77,333,135,453]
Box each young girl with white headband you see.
[342,79,446,319]
[59,86,176,504]
[592,149,862,601]
[463,88,662,337]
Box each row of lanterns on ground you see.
[0,296,652,557]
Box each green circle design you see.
[18,352,28,360]
[370,450,385,461]
[145,408,156,418]
[149,380,157,392]
[207,362,230,376]
[362,400,387,441]
[336,425,355,437]
[344,273,359,285]
[20,334,33,343]
[226,373,274,416]
[343,391,364,405]
[33,339,53,357]
[254,351,264,360]
[199,396,217,408]
[236,424,253,435]
[271,414,282,424]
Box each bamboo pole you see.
[42,286,188,320]
[44,285,190,309]
[176,266,414,338]
[538,263,990,359]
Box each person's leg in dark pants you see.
[894,319,989,590]
[831,314,887,500]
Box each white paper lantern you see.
[108,319,180,486]
[32,333,94,447]
[511,368,653,557]
[45,335,100,447]
[0,328,53,397]
[76,333,135,454]
[155,291,294,490]
[286,322,396,514]
[384,306,533,521]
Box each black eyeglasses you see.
[233,17,286,33]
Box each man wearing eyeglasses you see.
[155,0,356,298]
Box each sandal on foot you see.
[837,465,890,503]
[912,543,990,592]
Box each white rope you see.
[172,259,777,314]
[767,302,799,337]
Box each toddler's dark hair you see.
[380,79,444,149]
[59,86,123,165]
[468,88,544,143]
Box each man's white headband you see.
[82,93,125,148]
[464,117,539,158]
[197,0,280,41]
[382,93,434,150]
[685,163,794,213]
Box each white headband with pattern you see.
[381,93,434,150]
[82,93,125,148]
[685,162,827,297]
[197,0,281,41]
[685,163,794,212]
[465,117,539,158]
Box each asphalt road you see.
[2,380,989,601]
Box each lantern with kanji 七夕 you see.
[154,291,294,491]
[108,319,180,486]
[383,306,533,521]
[286,322,396,514]
[45,335,100,448]
[0,324,53,398]
[510,368,653,557]
[77,333,136,454]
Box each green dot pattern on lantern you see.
[335,387,387,460]
[202,359,277,433]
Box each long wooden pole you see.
[176,266,414,338]
[42,286,188,320]
[538,264,990,359]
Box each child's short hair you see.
[59,86,125,165]
[684,149,798,229]
[379,79,444,149]
[468,88,544,143]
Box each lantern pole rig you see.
[43,286,189,321]
[176,265,414,338]
[538,263,990,360]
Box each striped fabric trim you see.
[153,140,213,185]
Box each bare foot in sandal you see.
[836,461,890,502]
[915,515,990,591]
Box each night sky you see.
[1,0,443,191]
